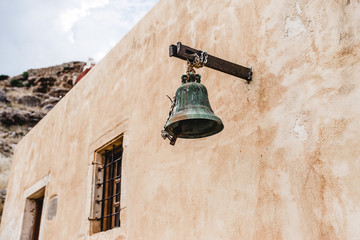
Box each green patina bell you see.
[163,73,224,144]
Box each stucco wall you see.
[1,0,360,239]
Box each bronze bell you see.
[162,73,224,145]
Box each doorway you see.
[20,188,45,240]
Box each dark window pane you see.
[114,206,120,227]
[115,182,121,203]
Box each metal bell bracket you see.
[169,42,252,83]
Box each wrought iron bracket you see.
[169,42,252,83]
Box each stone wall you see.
[1,0,360,239]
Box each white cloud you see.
[59,0,110,43]
[68,31,75,44]
[0,0,158,76]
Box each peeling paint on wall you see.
[284,16,306,37]
[293,119,308,141]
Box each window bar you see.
[108,145,116,229]
[115,155,122,227]
[102,212,119,219]
[96,175,121,187]
[97,192,121,202]
[100,150,108,231]
[98,157,122,170]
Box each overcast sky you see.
[0,0,158,76]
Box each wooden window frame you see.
[91,136,124,233]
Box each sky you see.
[0,0,159,76]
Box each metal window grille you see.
[97,144,123,231]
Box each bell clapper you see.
[161,94,177,144]
[169,135,177,145]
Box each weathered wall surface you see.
[1,0,360,239]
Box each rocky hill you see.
[0,61,86,220]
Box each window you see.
[92,137,123,233]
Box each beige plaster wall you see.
[1,0,360,239]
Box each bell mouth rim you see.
[164,117,224,139]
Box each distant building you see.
[75,58,96,85]
[1,0,360,239]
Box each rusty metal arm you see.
[169,42,252,82]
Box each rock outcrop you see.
[0,61,86,221]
